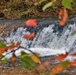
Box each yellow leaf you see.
[31,53,41,64]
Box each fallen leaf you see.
[23,32,35,39]
[19,54,35,69]
[55,52,68,62]
[25,19,38,27]
[59,8,68,26]
[31,53,41,64]
[37,61,50,72]
[50,65,63,75]
[10,53,17,67]
[0,47,7,55]
[7,42,20,50]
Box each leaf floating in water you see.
[23,32,35,40]
[59,8,68,26]
[25,19,38,27]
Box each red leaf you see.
[23,32,35,39]
[59,8,68,26]
[55,52,68,62]
[25,19,38,27]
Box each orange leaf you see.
[23,32,35,40]
[25,19,38,27]
[55,52,68,62]
[7,42,20,50]
[15,42,20,47]
[50,65,63,75]
[0,47,6,55]
[59,8,68,26]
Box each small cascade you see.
[5,18,76,54]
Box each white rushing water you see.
[5,18,76,58]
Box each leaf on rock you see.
[0,47,7,55]
[59,8,68,26]
[55,52,68,62]
[25,19,38,27]
[23,32,35,40]
[31,53,41,64]
[7,42,20,50]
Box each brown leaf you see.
[37,61,50,72]
[10,53,17,67]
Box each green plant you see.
[34,0,74,11]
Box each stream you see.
[0,18,76,57]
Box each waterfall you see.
[5,18,76,55]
